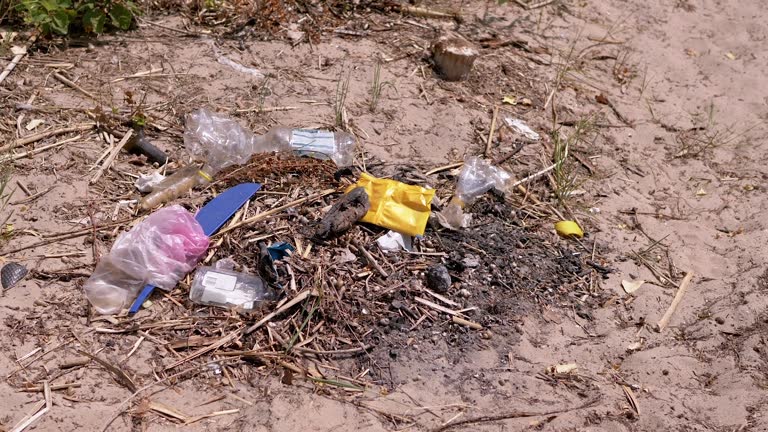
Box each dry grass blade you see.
[77,350,138,392]
[164,329,241,371]
[245,289,317,335]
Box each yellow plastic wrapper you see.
[555,221,584,238]
[348,173,435,236]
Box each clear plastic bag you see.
[84,205,210,314]
[439,157,511,230]
[455,157,511,205]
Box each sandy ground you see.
[1,0,767,431]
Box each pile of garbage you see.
[69,107,589,390]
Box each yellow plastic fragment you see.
[348,173,435,237]
[555,221,583,238]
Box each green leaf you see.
[83,8,106,33]
[108,3,133,30]
[49,9,71,34]
[498,0,509,4]
[40,0,58,11]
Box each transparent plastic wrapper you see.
[189,261,275,310]
[441,157,511,230]
[84,206,210,314]
[455,157,511,205]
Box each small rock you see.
[379,318,390,326]
[425,264,451,293]
[481,331,493,340]
[458,288,471,298]
[391,300,406,310]
[715,316,725,325]
[462,254,481,268]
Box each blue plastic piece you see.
[128,183,261,314]
[267,242,295,261]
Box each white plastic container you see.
[189,266,274,310]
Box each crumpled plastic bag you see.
[349,173,435,237]
[455,157,511,205]
[84,205,209,314]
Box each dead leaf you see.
[519,97,533,106]
[502,95,517,105]
[626,340,644,352]
[25,119,44,131]
[622,385,640,415]
[725,52,736,60]
[595,93,610,105]
[684,48,699,57]
[547,363,578,375]
[10,45,26,56]
[281,368,293,385]
[621,279,645,294]
[696,188,707,196]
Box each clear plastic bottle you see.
[184,109,356,169]
[138,109,356,210]
[189,264,275,310]
[139,165,212,211]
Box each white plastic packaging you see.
[83,206,210,314]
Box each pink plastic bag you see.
[84,205,209,314]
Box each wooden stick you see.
[425,162,463,176]
[11,381,51,432]
[484,106,499,157]
[10,186,56,205]
[508,163,557,188]
[351,240,389,278]
[21,383,81,392]
[1,134,82,163]
[217,189,336,236]
[52,72,96,100]
[90,129,133,184]
[244,290,316,335]
[0,217,138,256]
[184,409,240,425]
[0,34,37,87]
[414,296,463,317]
[0,123,95,153]
[235,106,298,113]
[293,345,372,356]
[655,271,694,332]
[452,316,483,330]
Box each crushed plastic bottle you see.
[184,108,356,170]
[83,205,210,314]
[139,109,356,209]
[440,157,511,229]
[189,260,275,310]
